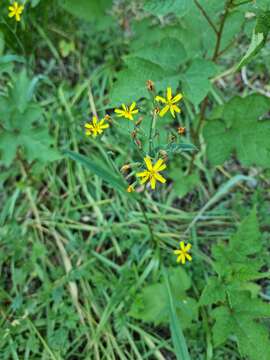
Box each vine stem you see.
[193,0,218,35]
[188,0,233,174]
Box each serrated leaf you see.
[230,207,261,256]
[212,293,270,360]
[204,94,270,168]
[199,277,226,306]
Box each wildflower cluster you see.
[84,84,191,264]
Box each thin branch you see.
[193,0,218,35]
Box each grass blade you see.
[163,267,191,360]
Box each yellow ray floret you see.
[114,102,139,120]
[174,241,192,265]
[84,116,109,138]
[9,2,24,22]
[155,87,183,118]
[136,157,166,190]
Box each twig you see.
[193,0,218,35]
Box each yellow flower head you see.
[174,241,192,265]
[84,116,109,138]
[155,87,183,118]
[114,102,139,121]
[9,2,24,22]
[137,157,166,190]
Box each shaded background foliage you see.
[0,0,270,359]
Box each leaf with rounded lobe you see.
[181,59,217,107]
[204,94,270,167]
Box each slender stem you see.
[148,110,157,156]
[233,0,253,7]
[193,0,218,35]
[138,199,155,244]
[188,0,233,174]
[212,0,233,61]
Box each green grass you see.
[1,0,270,359]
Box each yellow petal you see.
[174,250,181,255]
[122,104,127,111]
[92,116,98,125]
[8,12,15,17]
[114,108,123,114]
[153,158,165,171]
[154,173,166,184]
[180,241,185,250]
[185,243,192,251]
[130,102,136,111]
[185,254,192,261]
[181,256,186,265]
[140,176,150,184]
[150,176,156,190]
[173,104,181,113]
[172,93,183,104]
[137,171,149,178]
[131,109,139,115]
[159,105,170,117]
[155,95,167,104]
[144,157,153,171]
[9,6,14,11]
[100,123,109,129]
[167,87,172,101]
[170,106,175,118]
[85,130,92,136]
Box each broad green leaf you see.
[212,293,270,360]
[64,150,127,194]
[59,0,112,22]
[181,59,217,107]
[110,57,174,105]
[0,127,60,166]
[199,277,226,306]
[144,0,192,17]
[169,168,200,198]
[129,37,187,71]
[129,267,197,329]
[204,94,270,167]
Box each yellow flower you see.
[114,102,139,120]
[127,185,135,193]
[174,241,192,265]
[155,87,183,118]
[8,2,24,22]
[84,116,109,137]
[137,157,166,190]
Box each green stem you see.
[148,111,157,156]
[138,198,155,244]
